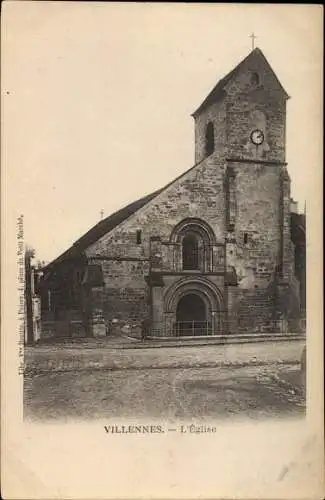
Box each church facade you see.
[39,48,305,340]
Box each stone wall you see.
[190,49,294,333]
[194,100,227,164]
[80,49,294,336]
[193,49,287,167]
[226,161,282,285]
[87,154,226,258]
[86,152,228,334]
[225,93,286,163]
[88,259,150,330]
[41,309,86,339]
[236,286,276,333]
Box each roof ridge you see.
[192,47,288,117]
[43,156,207,271]
[192,49,254,117]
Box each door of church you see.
[175,293,211,336]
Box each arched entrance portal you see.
[175,293,211,336]
[164,277,225,337]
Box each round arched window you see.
[182,234,199,270]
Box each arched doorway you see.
[175,293,210,336]
[163,277,225,337]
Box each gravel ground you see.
[24,339,305,374]
[24,340,305,421]
[24,362,305,422]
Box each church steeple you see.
[192,48,289,164]
[192,48,289,119]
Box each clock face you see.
[250,129,264,145]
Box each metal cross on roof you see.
[250,32,257,50]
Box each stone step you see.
[35,332,305,349]
[122,335,304,349]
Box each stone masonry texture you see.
[41,49,302,338]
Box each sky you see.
[3,3,322,263]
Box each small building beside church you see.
[39,47,306,340]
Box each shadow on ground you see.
[24,363,305,422]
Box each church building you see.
[39,47,305,340]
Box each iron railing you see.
[173,320,213,337]
[148,315,305,338]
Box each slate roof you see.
[192,47,289,118]
[43,150,208,273]
[43,188,164,272]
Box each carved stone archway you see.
[163,277,224,336]
[170,218,218,272]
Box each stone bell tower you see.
[192,48,298,332]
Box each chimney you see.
[290,197,298,214]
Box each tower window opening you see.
[250,72,260,86]
[136,230,142,245]
[182,234,199,270]
[205,122,215,156]
[243,232,248,245]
